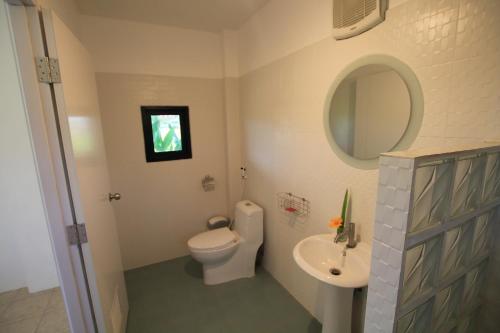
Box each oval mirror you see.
[324,55,423,169]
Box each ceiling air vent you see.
[333,0,387,40]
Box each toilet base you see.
[202,245,257,285]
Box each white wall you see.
[237,0,333,75]
[223,77,243,211]
[38,0,81,39]
[0,3,59,293]
[80,15,224,79]
[222,30,240,78]
[237,0,500,321]
[222,31,243,213]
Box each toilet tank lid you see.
[188,227,236,250]
[236,200,263,216]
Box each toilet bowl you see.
[187,200,263,285]
[188,227,239,264]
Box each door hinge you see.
[67,224,88,245]
[35,56,61,84]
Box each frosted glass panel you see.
[456,308,480,333]
[483,152,500,203]
[470,211,494,258]
[397,299,433,333]
[401,237,441,305]
[462,261,487,312]
[440,222,473,281]
[432,278,464,333]
[451,156,486,217]
[410,161,453,234]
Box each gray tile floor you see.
[0,287,69,333]
[125,256,321,333]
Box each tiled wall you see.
[238,0,500,320]
[95,73,229,269]
[365,144,500,332]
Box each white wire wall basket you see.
[277,192,310,217]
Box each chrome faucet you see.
[334,222,357,248]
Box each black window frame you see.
[141,106,192,162]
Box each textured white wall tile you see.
[366,158,413,331]
[416,64,452,138]
[387,248,404,269]
[447,52,500,140]
[394,191,411,212]
[397,168,413,190]
[388,229,405,250]
[380,156,393,166]
[393,210,408,231]
[455,0,500,60]
[382,266,401,288]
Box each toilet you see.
[188,200,263,285]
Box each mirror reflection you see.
[329,64,411,160]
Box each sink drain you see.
[329,268,341,276]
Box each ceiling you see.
[75,0,270,32]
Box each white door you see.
[26,8,129,333]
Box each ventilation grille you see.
[333,0,377,28]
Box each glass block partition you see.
[364,144,500,333]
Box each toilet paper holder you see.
[202,175,216,192]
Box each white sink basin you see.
[293,234,372,333]
[293,233,371,288]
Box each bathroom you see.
[1,0,500,332]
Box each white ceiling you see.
[75,0,270,32]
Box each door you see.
[26,7,129,333]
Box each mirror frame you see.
[323,54,424,169]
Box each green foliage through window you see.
[151,115,183,152]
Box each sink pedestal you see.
[293,235,371,333]
[321,284,353,333]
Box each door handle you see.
[108,192,121,201]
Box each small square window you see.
[141,106,192,162]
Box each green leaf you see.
[152,117,165,151]
[173,135,182,151]
[341,189,349,223]
[162,127,175,151]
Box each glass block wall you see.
[365,144,500,333]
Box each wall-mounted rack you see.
[277,192,310,217]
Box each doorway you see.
[3,2,129,332]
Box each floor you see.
[0,287,69,333]
[125,256,322,333]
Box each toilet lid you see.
[188,227,236,251]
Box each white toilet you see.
[187,200,263,285]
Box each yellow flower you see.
[329,217,343,229]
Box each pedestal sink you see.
[293,234,371,333]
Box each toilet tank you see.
[234,200,263,245]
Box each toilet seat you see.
[188,227,238,251]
